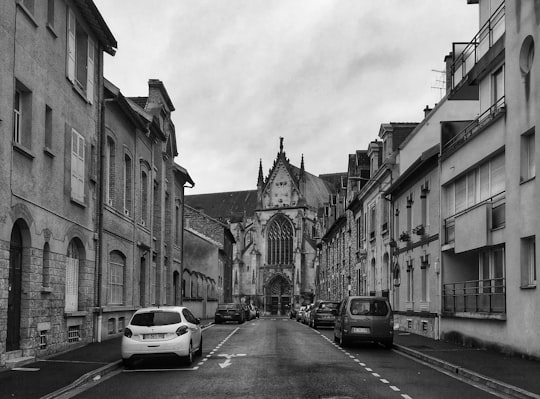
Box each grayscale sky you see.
[93,0,478,194]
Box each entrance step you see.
[4,351,35,369]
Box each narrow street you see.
[72,318,498,399]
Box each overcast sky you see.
[93,0,478,194]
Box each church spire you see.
[279,137,284,154]
[257,158,264,186]
[300,154,305,178]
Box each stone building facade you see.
[0,0,116,365]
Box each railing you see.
[443,96,505,155]
[452,2,505,88]
[443,278,506,314]
[443,192,505,245]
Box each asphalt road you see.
[70,318,500,399]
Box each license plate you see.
[143,333,164,339]
[352,327,370,334]
[223,315,231,319]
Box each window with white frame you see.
[521,236,536,288]
[67,9,95,103]
[71,129,85,202]
[492,65,505,104]
[521,129,535,182]
[13,82,32,147]
[444,152,505,217]
[65,240,80,312]
[13,90,21,144]
[108,251,125,305]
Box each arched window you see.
[66,240,81,311]
[43,242,51,288]
[109,250,125,305]
[267,215,294,265]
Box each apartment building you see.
[441,0,539,357]
[0,0,116,365]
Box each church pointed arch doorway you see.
[265,274,291,315]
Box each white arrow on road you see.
[217,353,246,368]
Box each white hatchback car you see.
[121,306,203,368]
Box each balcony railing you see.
[442,96,505,156]
[452,2,505,89]
[443,278,506,314]
[443,192,505,245]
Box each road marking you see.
[372,373,380,377]
[11,367,40,371]
[390,386,400,391]
[401,395,413,399]
[380,379,389,384]
[219,359,232,368]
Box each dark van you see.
[333,296,393,348]
[214,303,245,324]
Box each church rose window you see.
[267,215,293,265]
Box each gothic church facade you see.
[185,140,342,314]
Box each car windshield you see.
[349,299,388,316]
[131,311,182,326]
[319,302,339,311]
[218,304,238,310]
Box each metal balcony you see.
[443,278,506,315]
[449,2,505,100]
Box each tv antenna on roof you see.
[431,69,446,101]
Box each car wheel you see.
[339,331,348,347]
[380,339,393,349]
[184,342,193,366]
[195,336,203,356]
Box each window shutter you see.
[65,257,79,312]
[71,130,85,201]
[86,38,95,103]
[67,9,76,82]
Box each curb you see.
[39,360,123,399]
[393,344,540,399]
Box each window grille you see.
[39,330,47,349]
[68,326,80,343]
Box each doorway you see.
[7,225,23,351]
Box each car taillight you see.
[176,325,188,336]
[124,327,132,338]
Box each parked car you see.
[121,306,203,368]
[333,296,393,348]
[309,300,340,329]
[289,307,297,319]
[296,305,306,322]
[247,304,258,319]
[302,304,313,324]
[214,303,245,324]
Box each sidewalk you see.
[1,320,539,399]
[393,332,540,399]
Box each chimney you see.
[423,105,432,118]
[444,52,453,94]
